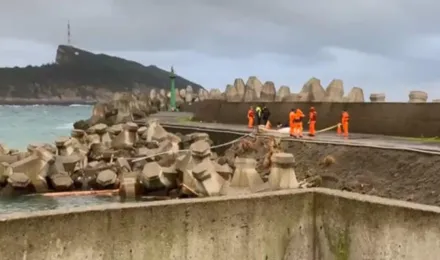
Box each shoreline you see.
[0,100,96,106]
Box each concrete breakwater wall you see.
[182,100,440,137]
[1,189,439,260]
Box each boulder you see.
[246,76,263,98]
[346,87,365,102]
[276,86,291,101]
[409,91,428,103]
[369,93,386,102]
[260,81,276,102]
[324,79,344,102]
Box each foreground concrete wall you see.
[2,189,440,260]
[0,192,314,260]
[182,100,440,137]
[314,190,440,260]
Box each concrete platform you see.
[149,111,440,154]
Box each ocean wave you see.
[55,123,73,130]
[69,104,92,107]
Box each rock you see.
[276,86,291,101]
[7,172,31,188]
[346,87,365,102]
[246,76,263,99]
[268,153,299,190]
[369,93,386,102]
[300,78,326,102]
[96,169,117,188]
[260,81,276,102]
[409,91,428,103]
[324,79,344,102]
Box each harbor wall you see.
[182,101,440,137]
[1,189,440,259]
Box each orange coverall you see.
[289,111,296,136]
[294,109,305,137]
[247,109,255,128]
[341,111,349,137]
[308,108,317,136]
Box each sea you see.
[0,104,110,215]
[0,105,91,150]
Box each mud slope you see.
[225,136,440,207]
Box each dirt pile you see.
[225,136,440,207]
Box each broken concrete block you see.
[96,169,117,188]
[49,172,74,191]
[0,143,10,155]
[71,129,86,139]
[107,124,123,137]
[141,161,164,190]
[111,122,139,149]
[161,164,178,188]
[0,162,12,184]
[55,136,75,156]
[268,153,299,190]
[190,140,211,159]
[145,121,168,142]
[137,126,148,137]
[10,155,49,193]
[213,161,233,181]
[8,172,31,188]
[192,159,225,196]
[119,173,142,201]
[116,157,131,173]
[88,123,108,135]
[230,157,265,192]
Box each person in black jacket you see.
[261,106,270,125]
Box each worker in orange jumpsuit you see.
[247,106,255,128]
[295,108,305,137]
[341,109,349,138]
[289,108,296,137]
[308,107,317,137]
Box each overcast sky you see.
[1,0,440,101]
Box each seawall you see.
[182,100,440,137]
[1,189,440,260]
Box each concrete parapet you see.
[2,189,440,259]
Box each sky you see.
[1,0,440,101]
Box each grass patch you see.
[396,136,440,143]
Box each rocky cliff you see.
[0,45,204,105]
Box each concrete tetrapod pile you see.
[0,120,311,200]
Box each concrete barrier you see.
[1,189,440,260]
[182,101,440,137]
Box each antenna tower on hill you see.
[67,20,71,45]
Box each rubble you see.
[0,117,310,201]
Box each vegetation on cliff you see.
[0,45,204,100]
